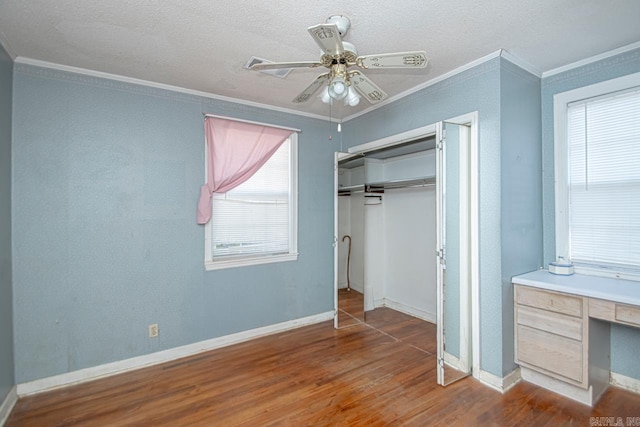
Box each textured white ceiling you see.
[1,0,639,119]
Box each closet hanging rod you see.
[202,113,301,133]
[365,176,436,192]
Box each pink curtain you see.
[197,117,293,224]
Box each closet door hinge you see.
[437,128,446,150]
[438,357,445,368]
[437,248,445,265]
[333,236,337,248]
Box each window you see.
[554,72,640,280]
[205,134,298,270]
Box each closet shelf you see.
[338,184,365,195]
[338,176,435,195]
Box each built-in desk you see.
[512,270,640,406]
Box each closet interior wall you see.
[337,147,437,322]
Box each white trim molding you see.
[478,367,522,394]
[14,49,540,125]
[14,57,328,122]
[343,49,540,123]
[553,71,640,280]
[542,40,640,78]
[442,112,480,379]
[344,51,503,122]
[610,371,640,395]
[499,49,541,77]
[17,44,637,127]
[0,386,17,426]
[0,29,16,60]
[382,298,436,324]
[17,311,334,397]
[205,252,298,271]
[347,124,437,155]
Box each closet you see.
[334,120,475,387]
[336,136,437,327]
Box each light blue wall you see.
[541,47,640,381]
[343,58,506,376]
[499,59,543,374]
[343,57,543,377]
[12,64,337,383]
[11,47,636,385]
[0,44,14,401]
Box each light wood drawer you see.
[516,324,584,384]
[516,305,582,341]
[589,298,615,321]
[616,304,640,328]
[516,285,583,317]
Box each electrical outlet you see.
[149,323,158,338]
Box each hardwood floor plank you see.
[7,309,640,426]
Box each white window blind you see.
[211,139,290,258]
[566,88,640,271]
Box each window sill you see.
[572,265,640,283]
[204,252,298,271]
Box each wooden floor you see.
[8,308,640,426]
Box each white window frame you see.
[204,133,298,271]
[554,71,640,281]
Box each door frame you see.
[333,113,479,380]
[438,112,479,380]
[436,117,475,385]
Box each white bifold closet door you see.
[436,121,472,386]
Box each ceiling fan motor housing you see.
[326,15,351,37]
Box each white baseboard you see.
[0,386,17,426]
[477,367,521,393]
[380,298,436,324]
[17,311,334,397]
[610,371,640,395]
[350,282,364,294]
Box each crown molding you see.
[342,49,524,123]
[542,40,640,79]
[14,47,555,125]
[14,57,330,122]
[499,49,542,77]
[0,29,17,60]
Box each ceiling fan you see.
[249,15,428,107]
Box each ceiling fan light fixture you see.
[249,16,427,109]
[319,85,331,104]
[328,76,348,100]
[345,86,360,106]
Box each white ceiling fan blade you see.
[350,73,388,104]
[357,51,428,69]
[292,74,330,103]
[250,61,323,71]
[307,24,344,56]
